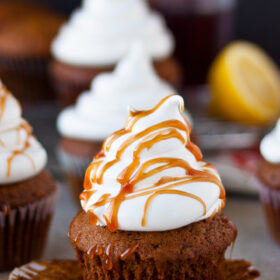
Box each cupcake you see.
[258,120,280,245]
[0,82,59,271]
[0,1,64,102]
[50,0,181,107]
[8,260,82,280]
[69,95,258,279]
[57,44,189,204]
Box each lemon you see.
[208,41,280,125]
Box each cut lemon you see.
[208,41,280,125]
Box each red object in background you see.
[149,0,236,85]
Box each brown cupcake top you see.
[0,1,65,57]
[257,158,280,189]
[8,260,82,280]
[0,169,57,212]
[70,211,237,268]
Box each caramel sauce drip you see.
[74,232,81,244]
[0,139,4,147]
[6,122,35,177]
[0,85,9,122]
[105,243,114,270]
[87,245,96,259]
[0,84,35,178]
[120,244,139,261]
[82,95,226,232]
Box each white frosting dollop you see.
[51,0,174,66]
[260,120,280,163]
[57,44,190,141]
[81,95,225,232]
[0,83,47,184]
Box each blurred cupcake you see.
[258,120,280,245]
[69,95,258,279]
[8,260,82,280]
[0,82,59,271]
[50,0,181,107]
[57,44,189,204]
[0,1,64,102]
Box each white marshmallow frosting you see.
[57,44,191,141]
[0,83,47,184]
[81,95,225,231]
[260,120,280,164]
[51,0,174,66]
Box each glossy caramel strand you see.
[5,121,34,177]
[0,139,4,147]
[120,244,139,261]
[74,232,81,245]
[87,245,97,260]
[95,120,189,185]
[0,85,9,121]
[105,242,114,270]
[141,189,206,227]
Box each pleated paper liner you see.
[258,181,280,245]
[0,186,59,272]
[57,148,94,205]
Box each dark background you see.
[39,0,280,65]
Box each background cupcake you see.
[57,44,189,204]
[8,260,82,280]
[257,120,280,245]
[50,0,181,107]
[0,0,64,102]
[69,95,258,279]
[0,82,59,271]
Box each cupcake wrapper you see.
[57,148,92,179]
[0,55,54,102]
[0,186,59,272]
[57,148,92,204]
[258,181,280,245]
[74,247,227,280]
[51,77,89,107]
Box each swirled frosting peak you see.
[57,43,186,141]
[51,0,174,66]
[260,119,280,163]
[0,82,47,184]
[80,95,225,232]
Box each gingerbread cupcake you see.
[257,120,280,245]
[69,95,258,279]
[50,0,181,107]
[0,1,64,102]
[57,44,189,204]
[0,82,59,271]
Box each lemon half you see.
[209,41,280,125]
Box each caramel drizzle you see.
[120,244,139,261]
[86,243,138,270]
[6,122,35,177]
[0,84,35,178]
[0,85,9,122]
[81,95,226,232]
